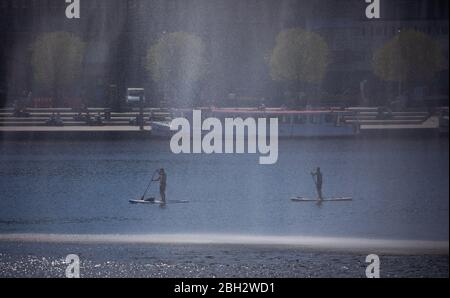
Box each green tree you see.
[146,32,208,107]
[31,31,85,107]
[373,30,445,96]
[269,28,330,105]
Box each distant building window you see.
[324,114,337,124]
[279,116,289,124]
[309,115,321,124]
[294,116,306,124]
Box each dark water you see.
[0,138,448,241]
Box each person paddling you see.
[311,167,323,202]
[152,168,167,204]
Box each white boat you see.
[150,108,359,138]
[150,120,173,137]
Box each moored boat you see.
[150,107,359,138]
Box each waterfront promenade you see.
[0,107,445,137]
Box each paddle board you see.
[291,197,352,202]
[129,198,189,204]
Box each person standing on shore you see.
[311,167,323,201]
[152,168,167,204]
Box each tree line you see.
[30,28,446,107]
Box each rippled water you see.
[0,137,448,241]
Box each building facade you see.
[0,0,448,107]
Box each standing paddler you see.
[311,167,323,202]
[152,168,167,204]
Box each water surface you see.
[0,138,448,241]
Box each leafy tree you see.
[373,30,445,95]
[146,32,208,107]
[269,28,330,105]
[31,31,86,107]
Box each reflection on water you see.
[0,138,448,241]
[0,233,448,255]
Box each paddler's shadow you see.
[159,202,167,209]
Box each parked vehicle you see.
[126,88,145,105]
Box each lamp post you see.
[139,93,144,131]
